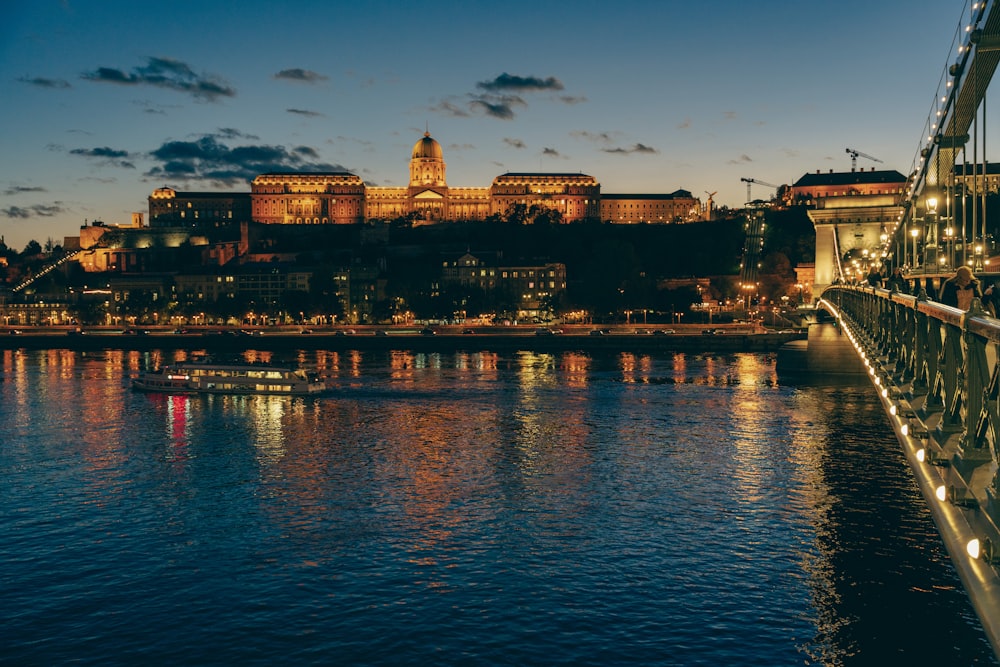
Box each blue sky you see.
[0,0,973,252]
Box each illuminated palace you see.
[148,132,702,227]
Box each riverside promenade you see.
[0,324,804,353]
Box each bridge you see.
[808,286,1000,653]
[789,1,1000,655]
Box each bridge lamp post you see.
[925,197,938,269]
[911,228,920,270]
[945,227,955,269]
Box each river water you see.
[0,347,996,666]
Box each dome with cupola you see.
[409,131,447,188]
[411,131,443,160]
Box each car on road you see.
[652,329,676,335]
[420,328,437,336]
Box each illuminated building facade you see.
[441,252,567,315]
[148,188,251,228]
[790,168,908,204]
[148,132,700,227]
[600,191,700,223]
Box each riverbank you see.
[0,326,803,353]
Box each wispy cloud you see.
[274,68,329,84]
[3,185,48,196]
[727,154,753,164]
[81,56,236,101]
[17,76,71,89]
[2,203,66,219]
[503,137,526,149]
[69,146,135,169]
[287,108,324,118]
[434,72,578,121]
[601,143,659,155]
[469,94,526,120]
[477,73,564,92]
[571,130,619,144]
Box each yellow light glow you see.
[916,448,925,462]
[936,485,947,502]
[890,405,897,416]
[901,423,908,436]
[967,538,981,559]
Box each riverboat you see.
[132,360,326,395]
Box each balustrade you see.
[823,285,1000,577]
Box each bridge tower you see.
[793,168,908,292]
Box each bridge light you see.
[901,423,908,436]
[916,448,926,462]
[968,538,982,559]
[936,485,947,502]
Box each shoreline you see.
[0,328,804,353]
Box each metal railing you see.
[822,284,1000,652]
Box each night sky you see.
[0,0,972,251]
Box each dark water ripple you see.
[0,349,995,666]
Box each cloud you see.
[433,72,577,121]
[542,147,562,158]
[477,73,564,92]
[2,203,65,219]
[469,93,526,120]
[69,146,135,169]
[723,111,737,120]
[3,185,48,196]
[727,154,753,165]
[503,137,526,149]
[677,118,692,129]
[601,143,659,155]
[70,146,129,159]
[145,132,347,185]
[287,108,324,118]
[429,98,471,118]
[571,131,618,144]
[274,68,329,84]
[17,76,71,89]
[81,56,235,101]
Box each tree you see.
[21,240,42,257]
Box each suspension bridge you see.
[799,1,1000,655]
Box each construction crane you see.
[740,177,777,203]
[845,147,883,171]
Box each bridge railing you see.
[822,285,1000,570]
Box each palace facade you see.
[146,132,701,227]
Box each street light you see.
[911,228,920,270]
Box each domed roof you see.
[412,131,443,160]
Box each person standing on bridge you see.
[982,279,1000,317]
[886,267,906,292]
[940,266,983,311]
[866,267,883,288]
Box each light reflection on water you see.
[0,348,995,666]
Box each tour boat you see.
[132,360,326,395]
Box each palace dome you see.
[412,132,443,160]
